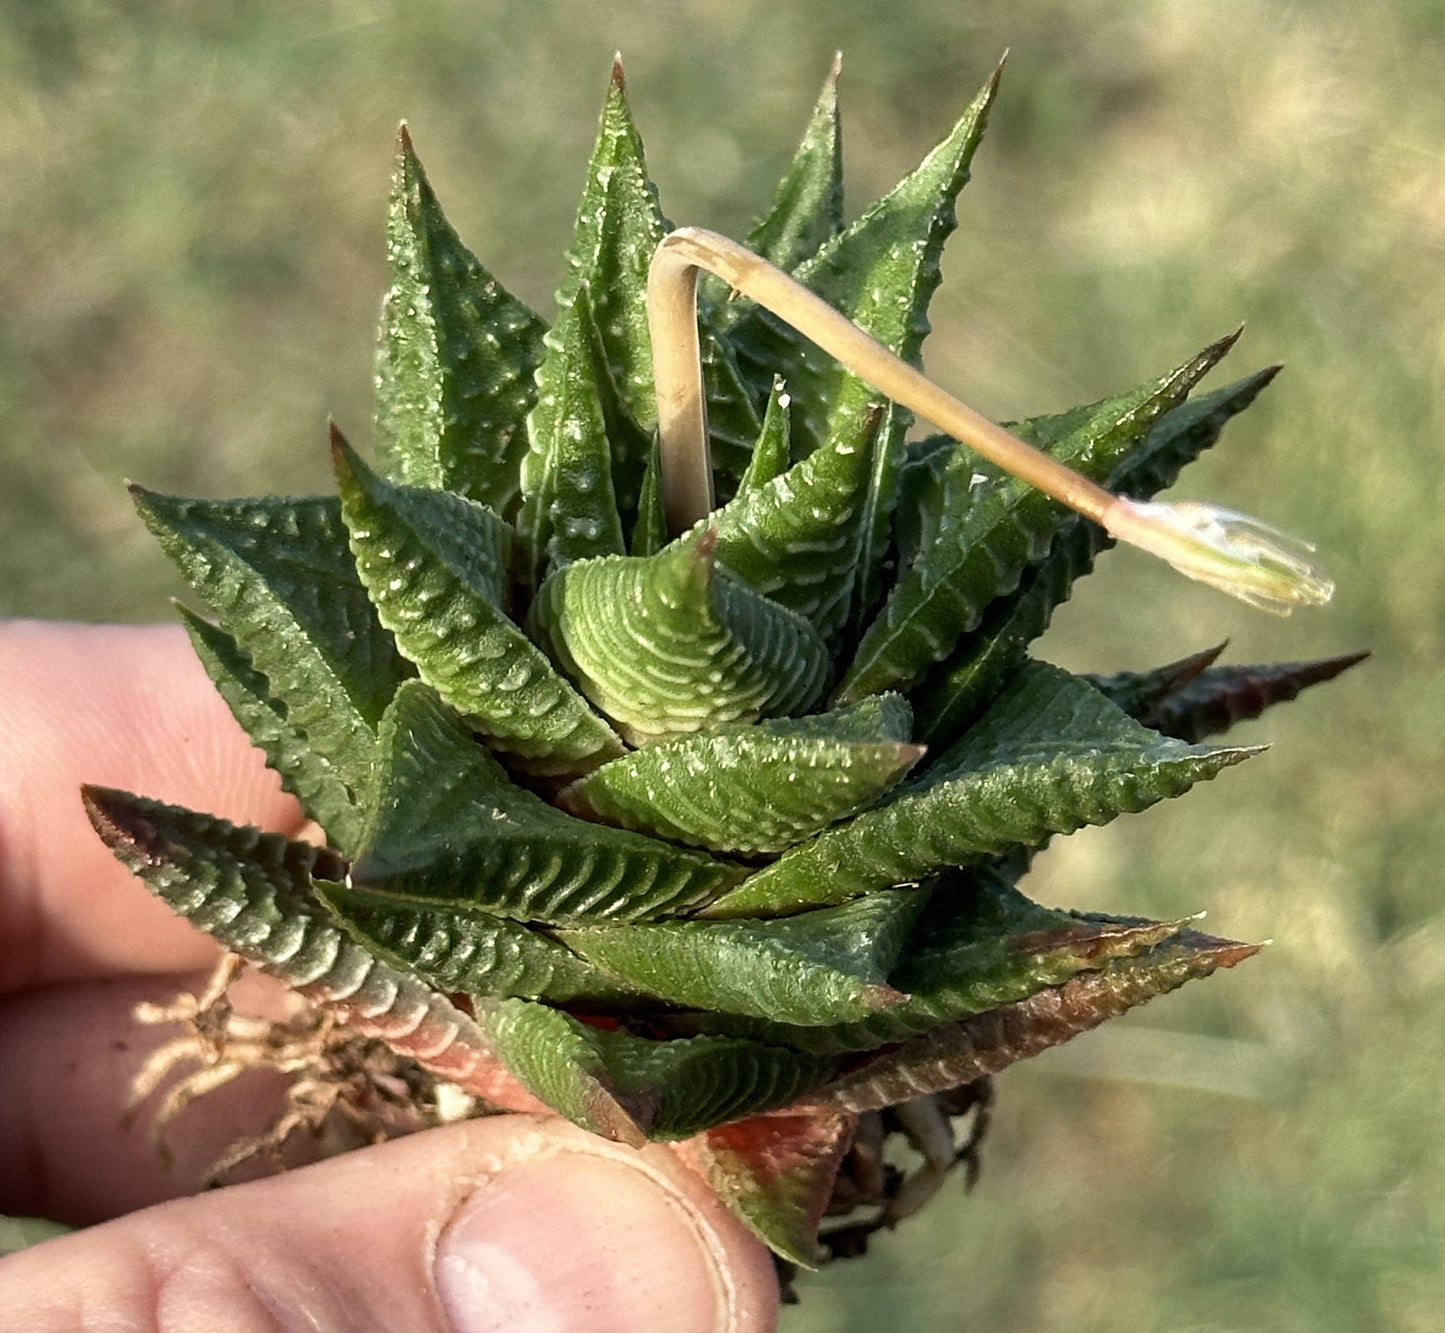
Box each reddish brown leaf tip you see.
[610,53,626,91]
[81,785,167,869]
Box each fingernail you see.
[436,1151,730,1333]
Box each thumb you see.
[0,1115,781,1332]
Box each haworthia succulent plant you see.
[92,60,1357,1270]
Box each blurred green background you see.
[2,0,1441,1327]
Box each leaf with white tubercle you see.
[707,402,884,642]
[79,786,558,1121]
[705,663,1258,919]
[734,376,793,497]
[556,889,926,1026]
[678,869,1204,1054]
[374,127,547,516]
[806,928,1263,1114]
[557,694,920,854]
[178,607,366,854]
[910,366,1285,748]
[529,530,830,746]
[131,487,411,803]
[728,61,1002,460]
[743,54,845,277]
[312,882,636,1005]
[333,432,625,778]
[475,999,838,1143]
[836,333,1242,705]
[516,282,628,577]
[736,62,1002,636]
[563,59,758,475]
[351,681,742,924]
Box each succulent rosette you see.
[86,57,1357,1265]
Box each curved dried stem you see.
[647,227,1332,614]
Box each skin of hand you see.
[0,621,780,1332]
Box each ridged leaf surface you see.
[557,890,926,1025]
[688,870,1197,1054]
[374,128,547,516]
[476,999,838,1143]
[179,607,365,854]
[743,58,844,276]
[911,367,1283,746]
[707,663,1256,917]
[558,694,919,854]
[562,62,759,471]
[516,283,627,575]
[709,404,883,641]
[837,337,1238,705]
[813,930,1262,1113]
[314,883,628,1004]
[334,439,623,777]
[530,533,829,746]
[1131,651,1370,743]
[352,682,739,923]
[132,489,410,800]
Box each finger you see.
[0,621,304,991]
[0,969,316,1224]
[0,1116,781,1333]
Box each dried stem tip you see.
[1102,498,1335,616]
[646,226,1333,614]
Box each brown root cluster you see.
[127,954,482,1183]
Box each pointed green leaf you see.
[687,1110,857,1267]
[687,869,1199,1055]
[313,880,631,1005]
[529,532,830,746]
[517,283,627,576]
[132,488,410,799]
[595,1025,837,1141]
[730,64,1002,633]
[911,366,1283,748]
[558,694,920,854]
[745,56,844,275]
[352,682,740,924]
[333,437,625,777]
[563,61,759,468]
[374,128,548,515]
[812,929,1263,1114]
[630,433,669,557]
[732,63,1001,456]
[1130,650,1370,743]
[178,606,364,853]
[707,663,1256,917]
[735,377,793,496]
[558,890,926,1026]
[836,335,1240,704]
[473,999,654,1145]
[473,999,838,1143]
[83,785,557,1116]
[83,784,352,977]
[709,403,883,641]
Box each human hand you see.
[0,621,779,1330]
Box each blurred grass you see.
[2,1,1441,1327]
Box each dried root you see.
[127,954,482,1183]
